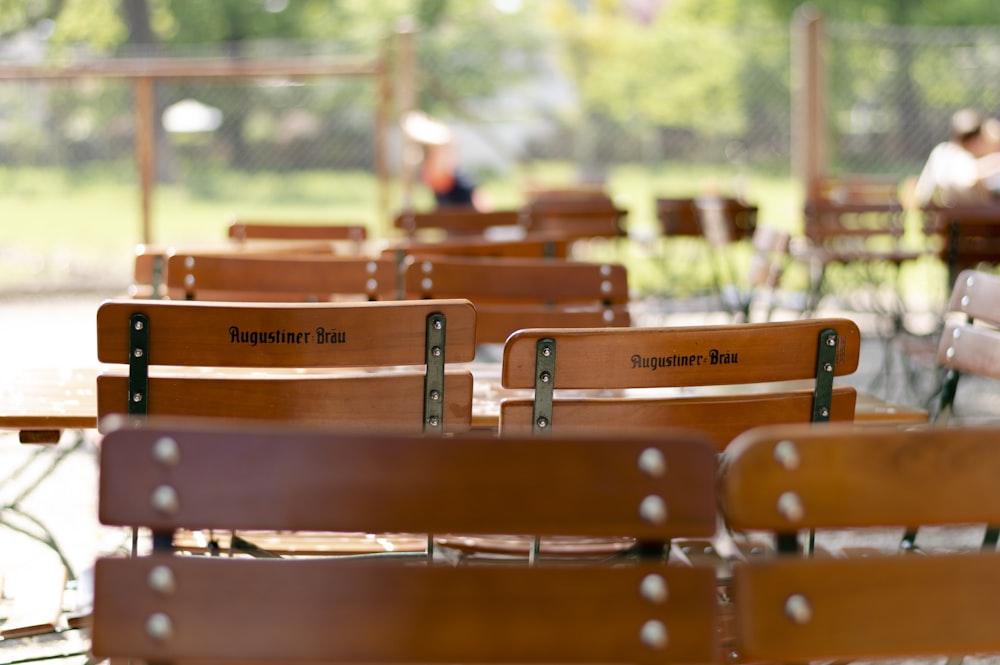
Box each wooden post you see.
[375,40,391,238]
[396,20,418,213]
[133,76,156,245]
[792,5,826,207]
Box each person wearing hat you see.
[402,111,482,209]
[909,108,1000,208]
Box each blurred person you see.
[908,108,1000,208]
[402,111,485,210]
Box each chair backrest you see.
[164,252,399,301]
[95,298,477,434]
[804,176,904,244]
[722,422,1000,662]
[498,318,860,448]
[923,204,1000,286]
[91,419,721,665]
[401,256,630,345]
[227,220,368,244]
[383,235,570,261]
[523,196,628,240]
[935,268,1000,420]
[393,208,527,239]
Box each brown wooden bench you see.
[91,418,721,665]
[401,255,630,345]
[227,219,368,244]
[383,234,570,261]
[164,252,399,301]
[722,423,1000,663]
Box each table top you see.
[1,364,928,442]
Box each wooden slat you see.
[94,557,718,665]
[500,387,856,451]
[227,221,367,242]
[96,299,477,368]
[721,423,1000,530]
[501,318,861,389]
[97,423,717,538]
[96,370,473,434]
[165,253,398,301]
[938,322,1000,382]
[733,552,1000,662]
[0,562,66,638]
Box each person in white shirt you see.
[909,108,1000,208]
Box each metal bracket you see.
[423,312,446,435]
[151,255,165,299]
[128,313,150,417]
[811,328,837,423]
[532,338,556,436]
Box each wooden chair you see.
[922,203,1000,288]
[523,195,628,241]
[401,256,630,345]
[95,298,476,436]
[164,252,399,301]
[383,235,570,261]
[722,422,1000,663]
[794,176,923,316]
[393,208,527,239]
[498,318,861,449]
[91,418,721,665]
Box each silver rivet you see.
[366,278,377,291]
[600,264,612,276]
[366,261,376,273]
[819,407,830,417]
[535,416,549,429]
[639,619,668,650]
[961,295,971,307]
[421,261,432,273]
[638,447,666,478]
[825,337,836,347]
[639,574,668,604]
[952,328,961,339]
[601,280,612,293]
[541,345,552,357]
[773,440,800,470]
[133,347,144,358]
[153,437,180,466]
[427,415,439,427]
[823,362,833,372]
[184,256,195,269]
[967,275,976,287]
[777,491,804,522]
[603,310,614,322]
[433,319,443,330]
[785,594,812,624]
[429,389,440,401]
[132,392,143,403]
[431,346,442,357]
[148,565,176,595]
[146,612,173,640]
[539,371,551,384]
[151,485,179,514]
[421,277,433,290]
[184,274,194,287]
[134,320,144,331]
[946,347,956,360]
[639,495,667,524]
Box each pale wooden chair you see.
[164,252,399,301]
[95,297,477,558]
[722,422,1000,664]
[498,318,861,449]
[91,418,721,665]
[401,255,630,346]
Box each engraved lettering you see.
[316,327,347,344]
[709,349,738,365]
[631,353,704,370]
[228,326,314,346]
